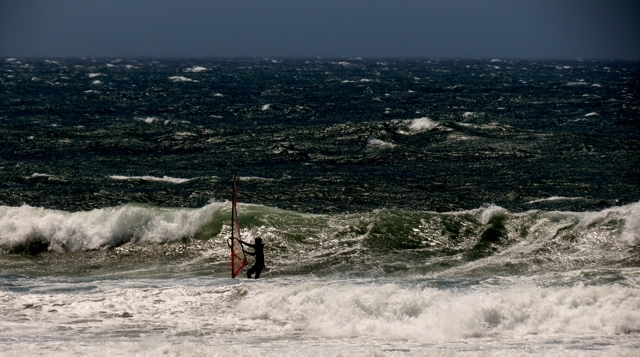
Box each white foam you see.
[30,173,53,178]
[360,79,372,82]
[480,205,509,225]
[366,138,396,149]
[407,117,437,131]
[620,203,640,245]
[567,81,588,86]
[92,80,102,85]
[462,112,475,118]
[184,66,207,72]
[2,277,637,354]
[109,175,191,184]
[88,73,103,78]
[585,112,599,117]
[537,202,640,247]
[248,282,640,344]
[5,58,17,62]
[527,196,584,204]
[213,93,223,97]
[261,104,271,111]
[238,176,276,181]
[169,76,198,82]
[135,117,157,124]
[0,203,222,252]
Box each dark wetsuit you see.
[242,240,264,279]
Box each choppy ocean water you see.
[1,57,639,356]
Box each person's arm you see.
[240,241,255,248]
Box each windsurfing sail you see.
[229,177,246,278]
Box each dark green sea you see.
[1,57,639,356]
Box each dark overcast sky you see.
[1,0,639,58]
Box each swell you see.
[0,202,638,278]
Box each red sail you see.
[230,178,246,278]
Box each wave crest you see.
[0,203,223,253]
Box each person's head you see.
[255,237,262,245]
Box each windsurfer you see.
[242,237,265,279]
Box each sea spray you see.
[0,203,224,252]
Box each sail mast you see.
[230,176,246,278]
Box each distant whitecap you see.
[526,196,584,204]
[135,117,157,124]
[585,112,599,117]
[109,175,191,184]
[367,138,396,149]
[238,176,276,181]
[184,66,208,73]
[169,76,198,83]
[408,117,438,131]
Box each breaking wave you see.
[0,203,223,253]
[0,202,638,278]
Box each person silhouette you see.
[242,237,265,279]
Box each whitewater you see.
[1,57,639,356]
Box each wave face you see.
[0,203,222,253]
[1,202,637,280]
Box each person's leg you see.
[247,264,257,278]
[254,267,262,279]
